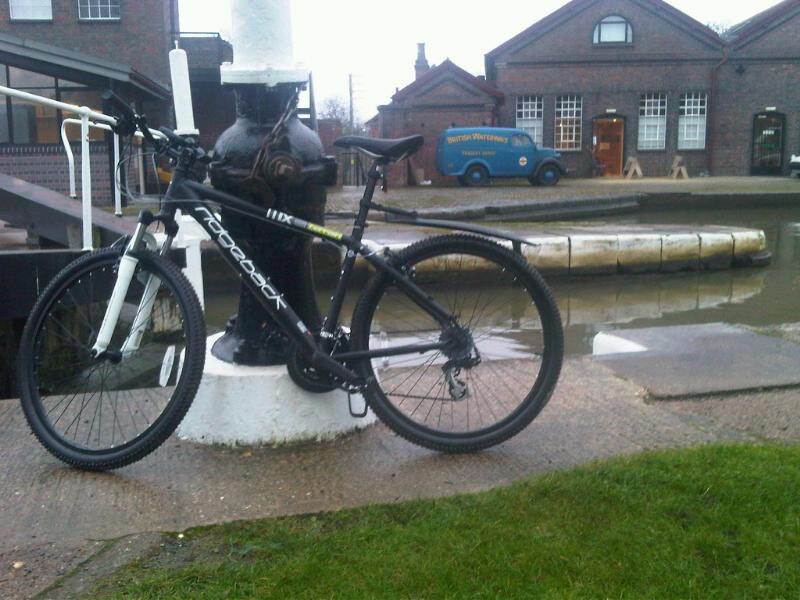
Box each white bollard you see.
[220,0,309,86]
[169,47,199,136]
[177,333,377,446]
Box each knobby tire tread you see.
[351,234,563,453]
[17,248,206,471]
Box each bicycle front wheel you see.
[350,234,563,452]
[17,248,206,470]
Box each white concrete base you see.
[177,334,376,446]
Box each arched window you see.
[593,16,633,44]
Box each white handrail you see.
[0,85,165,248]
[0,84,116,124]
[60,119,163,216]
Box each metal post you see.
[113,132,122,216]
[60,120,77,199]
[137,140,146,195]
[80,108,93,250]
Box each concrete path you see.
[0,357,751,598]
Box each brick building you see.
[378,0,800,183]
[372,44,504,185]
[0,0,235,199]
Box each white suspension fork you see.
[119,271,162,358]
[119,234,175,357]
[90,224,146,356]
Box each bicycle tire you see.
[350,234,563,452]
[17,248,206,470]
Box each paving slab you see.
[595,323,800,398]
[0,357,744,598]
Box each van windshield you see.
[512,134,532,147]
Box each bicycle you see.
[16,92,563,470]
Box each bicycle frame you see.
[96,159,455,386]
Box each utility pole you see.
[348,73,354,134]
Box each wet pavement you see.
[0,356,763,598]
[596,323,800,397]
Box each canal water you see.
[203,205,800,357]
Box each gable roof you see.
[485,0,723,74]
[391,58,504,103]
[724,0,800,47]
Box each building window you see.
[555,95,582,151]
[516,95,543,146]
[593,15,633,44]
[638,93,667,150]
[9,0,52,20]
[78,0,120,20]
[0,64,104,144]
[678,93,707,150]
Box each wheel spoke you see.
[358,239,562,448]
[20,250,202,468]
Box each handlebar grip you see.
[101,89,136,121]
[158,126,190,147]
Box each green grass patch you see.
[90,444,800,599]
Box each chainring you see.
[286,331,351,394]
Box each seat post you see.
[350,159,383,243]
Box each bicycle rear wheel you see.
[350,234,563,452]
[17,248,206,470]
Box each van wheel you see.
[464,165,490,186]
[537,165,560,186]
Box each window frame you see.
[555,95,583,152]
[637,92,668,151]
[515,95,543,147]
[77,0,121,21]
[8,0,53,21]
[593,15,633,45]
[0,64,105,145]
[678,92,707,151]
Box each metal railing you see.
[60,118,153,216]
[0,84,165,249]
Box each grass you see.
[89,444,800,599]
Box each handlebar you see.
[101,89,136,122]
[102,89,201,162]
[158,126,195,149]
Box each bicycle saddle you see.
[333,135,424,161]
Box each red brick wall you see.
[494,64,715,177]
[0,0,177,87]
[377,73,500,185]
[712,8,800,175]
[190,81,235,152]
[489,0,721,177]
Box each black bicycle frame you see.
[156,161,454,384]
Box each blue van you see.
[436,127,566,186]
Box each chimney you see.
[415,43,430,79]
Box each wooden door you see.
[593,118,625,176]
[752,113,785,175]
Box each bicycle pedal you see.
[348,392,369,419]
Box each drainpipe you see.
[708,47,729,175]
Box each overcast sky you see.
[179,0,783,120]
